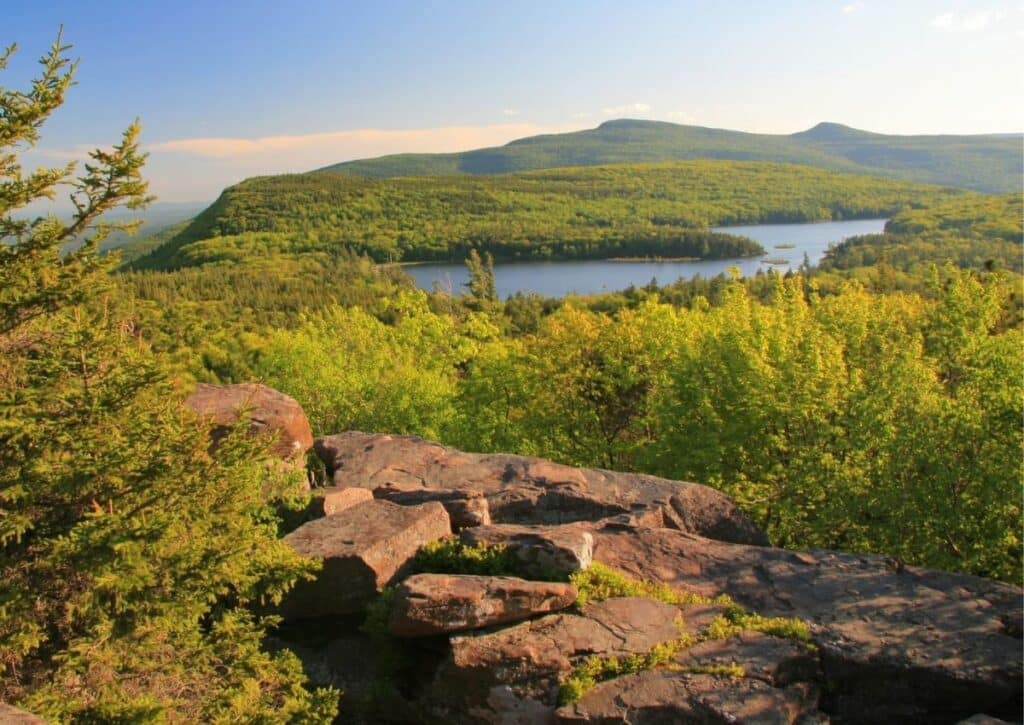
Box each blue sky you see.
[6,0,1022,202]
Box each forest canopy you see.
[130,161,965,269]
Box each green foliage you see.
[557,636,699,706]
[412,539,520,576]
[570,562,728,608]
[321,118,1022,194]
[705,611,812,643]
[819,194,1023,289]
[130,160,961,269]
[0,34,334,721]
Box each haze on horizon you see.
[6,0,1023,203]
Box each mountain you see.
[317,119,1022,193]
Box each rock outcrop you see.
[587,522,1023,723]
[185,383,313,460]
[247,417,1022,724]
[279,500,451,618]
[388,574,577,636]
[314,432,768,545]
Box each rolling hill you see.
[317,119,1022,193]
[130,159,965,270]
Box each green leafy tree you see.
[0,33,336,720]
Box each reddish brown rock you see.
[426,597,682,722]
[589,523,1023,723]
[321,486,374,515]
[0,704,46,724]
[279,500,450,618]
[185,383,313,459]
[314,432,768,545]
[554,672,821,724]
[388,574,577,636]
[461,523,593,578]
[373,485,491,530]
[676,631,819,687]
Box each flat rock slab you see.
[389,574,577,636]
[676,631,819,687]
[461,523,594,578]
[314,432,768,545]
[426,597,682,722]
[279,500,451,618]
[589,523,1024,723]
[374,485,491,530]
[554,672,821,724]
[321,486,374,515]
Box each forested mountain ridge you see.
[317,119,1023,193]
[129,160,964,270]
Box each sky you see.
[5,0,1023,203]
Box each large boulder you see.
[588,523,1023,723]
[388,574,577,636]
[314,432,768,545]
[461,523,594,579]
[185,383,313,460]
[279,500,451,618]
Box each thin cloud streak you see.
[146,123,578,159]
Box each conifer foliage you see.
[0,34,336,721]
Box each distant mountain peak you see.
[793,122,874,140]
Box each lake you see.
[403,218,887,299]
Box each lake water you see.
[403,218,887,299]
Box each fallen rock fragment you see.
[461,523,593,578]
[279,500,450,618]
[374,485,491,530]
[388,573,577,636]
[321,486,374,515]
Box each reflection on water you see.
[403,218,887,299]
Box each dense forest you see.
[2,34,1021,723]
[320,118,1023,194]
[130,161,963,269]
[116,189,1024,589]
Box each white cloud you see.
[571,111,593,119]
[502,108,521,117]
[930,9,1006,31]
[28,122,587,202]
[842,2,864,14]
[602,102,651,116]
[665,110,696,123]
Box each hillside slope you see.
[130,160,964,270]
[318,119,1023,193]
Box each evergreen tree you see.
[0,33,336,721]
